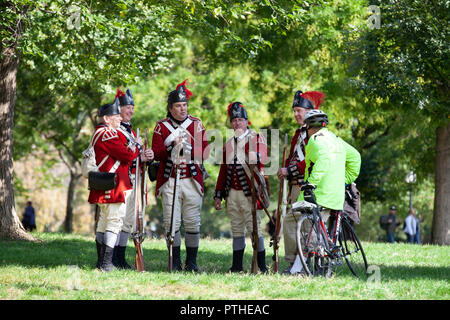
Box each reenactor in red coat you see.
[276,90,325,274]
[88,100,141,271]
[151,80,210,271]
[110,88,154,269]
[214,102,269,273]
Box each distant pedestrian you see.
[22,201,36,231]
[404,208,420,244]
[413,215,421,244]
[379,206,401,243]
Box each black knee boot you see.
[100,244,116,272]
[257,250,268,273]
[112,246,119,268]
[229,249,245,273]
[96,240,105,269]
[172,246,182,271]
[116,246,132,269]
[184,247,199,272]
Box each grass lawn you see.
[0,232,448,300]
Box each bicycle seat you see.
[291,200,317,213]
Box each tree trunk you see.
[64,170,81,233]
[0,46,34,241]
[432,121,450,245]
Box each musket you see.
[138,128,149,268]
[249,163,259,274]
[132,128,145,272]
[94,204,100,234]
[258,195,275,225]
[272,134,288,273]
[167,143,181,272]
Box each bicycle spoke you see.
[340,219,368,278]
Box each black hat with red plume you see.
[167,79,193,106]
[292,90,326,109]
[227,102,248,120]
[227,102,252,125]
[115,88,134,106]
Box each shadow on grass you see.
[0,234,260,274]
[3,235,447,280]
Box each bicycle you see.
[293,187,368,278]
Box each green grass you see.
[0,232,448,300]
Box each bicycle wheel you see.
[296,214,332,278]
[339,218,368,278]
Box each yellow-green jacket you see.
[303,128,361,210]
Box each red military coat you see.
[214,129,268,203]
[88,124,140,204]
[151,115,210,196]
[284,126,308,183]
[118,122,144,175]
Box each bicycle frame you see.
[295,199,368,278]
[305,207,342,258]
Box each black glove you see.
[301,183,317,204]
[300,182,316,192]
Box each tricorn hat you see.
[167,79,193,106]
[292,90,326,109]
[115,88,134,106]
[98,98,121,117]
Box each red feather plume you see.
[115,88,125,99]
[176,79,193,99]
[227,102,234,118]
[301,91,326,109]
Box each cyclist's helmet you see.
[304,110,328,128]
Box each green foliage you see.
[7,0,444,241]
[345,0,449,119]
[343,0,449,179]
[18,1,175,93]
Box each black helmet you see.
[115,88,134,106]
[292,90,314,109]
[292,90,326,109]
[98,98,121,117]
[227,102,248,121]
[167,79,193,107]
[304,110,328,128]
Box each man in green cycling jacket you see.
[301,110,361,212]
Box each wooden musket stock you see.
[272,134,288,273]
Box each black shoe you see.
[115,246,132,269]
[257,250,268,273]
[228,249,244,273]
[172,246,182,271]
[100,244,116,272]
[184,247,199,272]
[96,241,105,269]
